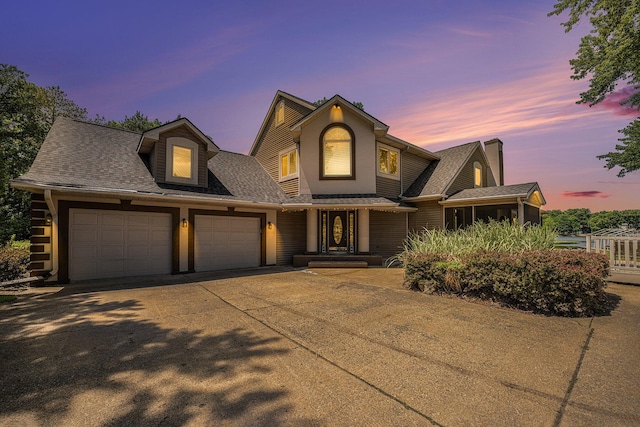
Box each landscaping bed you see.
[398,221,610,317]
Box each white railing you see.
[586,235,640,273]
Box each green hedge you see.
[403,249,610,317]
[0,245,30,282]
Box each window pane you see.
[289,151,297,174]
[379,148,388,173]
[474,166,482,186]
[281,153,289,177]
[324,127,350,142]
[324,141,351,176]
[389,151,398,175]
[172,146,192,178]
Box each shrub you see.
[402,247,610,317]
[0,245,30,282]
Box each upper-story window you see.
[474,161,483,187]
[378,143,400,179]
[275,100,285,127]
[166,137,198,185]
[320,124,355,179]
[279,146,298,181]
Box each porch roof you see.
[282,194,416,211]
[440,182,545,206]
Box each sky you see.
[2,0,638,212]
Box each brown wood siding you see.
[29,193,51,277]
[369,211,407,261]
[447,147,490,195]
[280,178,298,196]
[408,200,443,232]
[402,152,430,194]
[276,211,306,265]
[155,125,208,188]
[376,175,401,199]
[253,98,313,196]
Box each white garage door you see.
[69,209,172,281]
[195,216,261,271]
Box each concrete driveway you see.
[1,267,639,426]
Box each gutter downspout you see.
[44,190,58,277]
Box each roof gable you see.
[289,94,389,139]
[249,90,316,156]
[137,118,219,159]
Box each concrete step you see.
[307,261,368,268]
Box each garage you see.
[194,215,261,271]
[69,209,173,281]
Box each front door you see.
[321,210,355,253]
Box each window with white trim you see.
[279,147,298,181]
[166,137,198,185]
[474,161,483,187]
[377,144,400,179]
[275,100,285,127]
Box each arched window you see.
[320,124,355,179]
[474,161,483,187]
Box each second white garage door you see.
[194,216,261,271]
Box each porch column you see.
[358,209,370,253]
[517,198,524,226]
[306,209,318,253]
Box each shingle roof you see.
[443,182,540,202]
[15,117,287,205]
[403,141,479,198]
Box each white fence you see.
[586,235,640,273]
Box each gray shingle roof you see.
[15,117,287,205]
[444,182,540,202]
[403,141,479,198]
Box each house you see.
[13,90,545,283]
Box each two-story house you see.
[13,90,545,283]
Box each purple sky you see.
[3,0,638,212]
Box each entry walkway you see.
[1,268,638,426]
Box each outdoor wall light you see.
[268,221,273,229]
[182,218,188,228]
[333,103,340,109]
[45,213,52,226]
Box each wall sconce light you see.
[267,221,273,230]
[182,218,188,228]
[45,214,52,226]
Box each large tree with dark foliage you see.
[549,0,640,176]
[0,64,87,242]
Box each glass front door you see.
[321,210,355,253]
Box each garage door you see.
[194,216,261,271]
[69,209,172,281]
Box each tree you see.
[313,97,365,111]
[549,1,640,176]
[0,64,87,242]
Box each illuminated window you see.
[279,147,298,180]
[378,144,399,179]
[474,161,482,187]
[166,137,198,185]
[275,100,285,127]
[321,125,354,179]
[172,146,192,178]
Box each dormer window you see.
[275,100,285,127]
[166,137,198,185]
[377,143,399,179]
[320,124,355,179]
[474,161,483,187]
[279,146,298,181]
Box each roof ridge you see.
[65,117,143,135]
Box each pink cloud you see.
[592,86,639,116]
[561,191,610,199]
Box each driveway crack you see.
[553,318,594,427]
